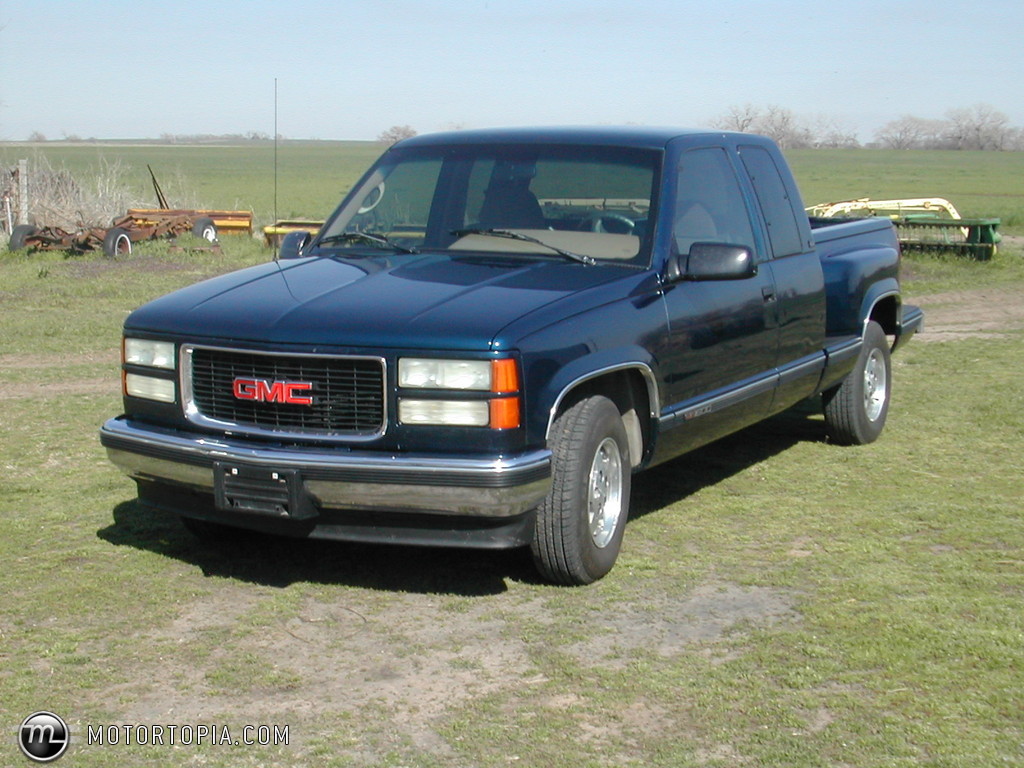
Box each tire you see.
[8,224,37,252]
[823,320,891,445]
[531,395,631,585]
[191,217,217,242]
[102,227,132,258]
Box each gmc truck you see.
[100,127,923,584]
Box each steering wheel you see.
[587,213,635,235]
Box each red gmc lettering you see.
[232,378,313,405]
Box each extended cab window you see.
[738,145,806,258]
[320,144,659,266]
[673,147,755,257]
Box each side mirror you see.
[668,243,757,282]
[278,230,311,260]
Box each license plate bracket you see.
[213,463,316,520]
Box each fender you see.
[543,356,660,440]
[822,244,900,336]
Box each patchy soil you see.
[913,286,1024,342]
[85,576,797,758]
[0,351,119,400]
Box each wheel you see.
[531,395,631,585]
[823,320,891,445]
[8,224,37,251]
[191,217,217,242]
[587,213,635,235]
[102,227,132,258]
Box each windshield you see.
[317,144,660,266]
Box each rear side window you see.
[739,145,806,258]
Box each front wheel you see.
[531,395,631,585]
[823,320,891,445]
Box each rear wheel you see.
[823,320,891,445]
[8,224,37,251]
[531,395,631,585]
[102,227,132,258]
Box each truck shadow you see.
[97,401,828,594]
[629,399,825,519]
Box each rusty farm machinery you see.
[6,166,253,257]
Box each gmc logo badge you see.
[232,378,314,406]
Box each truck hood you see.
[125,253,634,350]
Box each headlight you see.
[123,337,176,402]
[397,358,520,428]
[399,359,491,390]
[398,358,517,392]
[398,399,490,427]
[124,373,176,403]
[124,338,176,370]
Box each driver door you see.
[656,146,780,455]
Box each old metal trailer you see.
[8,211,221,257]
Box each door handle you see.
[762,285,777,303]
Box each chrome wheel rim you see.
[588,437,624,548]
[863,348,887,422]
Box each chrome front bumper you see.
[100,417,552,519]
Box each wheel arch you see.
[545,363,658,469]
[866,291,900,336]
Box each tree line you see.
[713,103,1023,150]
[18,106,1024,150]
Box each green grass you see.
[4,142,1022,234]
[0,147,1022,766]
[0,141,384,227]
[787,148,1024,231]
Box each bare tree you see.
[810,116,860,149]
[377,125,418,146]
[944,104,1013,150]
[712,104,815,148]
[874,115,945,149]
[713,104,761,133]
[757,105,814,149]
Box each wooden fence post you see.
[18,158,29,226]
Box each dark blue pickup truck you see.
[101,127,923,584]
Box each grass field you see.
[0,145,1022,766]
[3,142,1023,234]
[0,141,385,227]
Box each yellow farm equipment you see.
[808,197,1001,260]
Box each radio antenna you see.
[273,77,279,260]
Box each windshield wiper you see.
[317,231,419,254]
[450,228,596,266]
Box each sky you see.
[2,0,1023,143]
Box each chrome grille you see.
[186,347,385,437]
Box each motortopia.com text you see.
[87,723,289,748]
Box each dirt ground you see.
[911,237,1024,343]
[913,285,1024,342]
